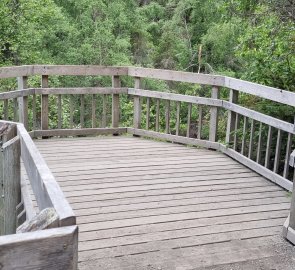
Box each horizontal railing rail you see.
[0,65,294,249]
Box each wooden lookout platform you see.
[34,136,295,270]
[0,65,295,270]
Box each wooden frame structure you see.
[0,65,294,268]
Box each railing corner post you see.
[17,76,29,130]
[112,75,120,135]
[133,77,142,132]
[209,85,220,142]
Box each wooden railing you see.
[0,120,77,269]
[0,65,294,252]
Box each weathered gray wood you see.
[0,225,78,270]
[233,113,240,151]
[20,176,36,221]
[146,97,150,130]
[112,76,120,129]
[226,89,239,145]
[256,122,263,164]
[127,128,220,150]
[273,129,282,173]
[17,124,75,226]
[241,116,248,156]
[92,94,96,128]
[69,95,74,128]
[176,101,180,136]
[33,128,127,138]
[41,75,49,131]
[128,88,223,107]
[219,144,293,191]
[128,67,224,86]
[198,106,203,139]
[32,94,36,130]
[1,136,21,235]
[248,119,255,159]
[0,65,128,78]
[80,94,85,128]
[0,89,33,100]
[265,126,273,169]
[17,208,58,233]
[13,98,18,122]
[17,76,29,130]
[186,103,192,137]
[133,78,142,130]
[35,87,127,95]
[223,101,294,134]
[289,171,295,230]
[165,100,170,134]
[156,99,160,132]
[209,86,220,142]
[283,133,293,178]
[3,99,8,120]
[57,94,62,129]
[102,94,107,128]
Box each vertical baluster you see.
[248,119,255,159]
[57,95,62,129]
[233,113,240,151]
[32,94,36,130]
[273,129,282,173]
[146,97,150,130]
[256,122,263,164]
[176,101,180,136]
[226,89,239,145]
[198,106,203,140]
[165,100,170,134]
[17,76,28,130]
[80,95,84,128]
[112,75,120,129]
[156,99,160,132]
[92,94,96,128]
[186,103,192,137]
[264,126,273,169]
[102,94,107,128]
[241,116,248,155]
[13,98,18,122]
[69,95,74,129]
[3,100,8,120]
[41,75,49,132]
[283,133,293,178]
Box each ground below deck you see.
[34,136,295,270]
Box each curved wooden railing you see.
[0,65,294,257]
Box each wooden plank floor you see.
[34,136,295,270]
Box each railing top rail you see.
[0,65,294,106]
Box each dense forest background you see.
[0,0,294,127]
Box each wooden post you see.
[0,136,21,235]
[226,89,239,145]
[17,76,28,130]
[289,150,295,230]
[112,75,120,130]
[209,86,220,142]
[133,77,142,130]
[41,75,49,132]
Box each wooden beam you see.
[225,89,239,145]
[0,225,78,270]
[112,76,120,129]
[17,76,29,130]
[133,78,142,130]
[209,86,220,142]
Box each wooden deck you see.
[34,136,295,270]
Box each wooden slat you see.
[233,113,240,151]
[156,99,160,132]
[133,77,141,130]
[176,101,180,136]
[102,94,107,128]
[165,100,170,134]
[3,99,8,120]
[41,75,49,131]
[17,76,29,130]
[69,95,74,128]
[35,87,127,95]
[32,94,37,130]
[256,122,263,164]
[265,126,273,169]
[57,94,62,129]
[198,106,203,139]
[146,97,150,130]
[186,103,192,137]
[13,98,18,122]
[80,95,84,128]
[283,133,293,178]
[91,94,96,128]
[241,116,248,155]
[273,129,282,173]
[226,89,239,144]
[112,76,120,129]
[248,119,255,159]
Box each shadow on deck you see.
[34,135,295,270]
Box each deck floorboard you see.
[34,135,295,270]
